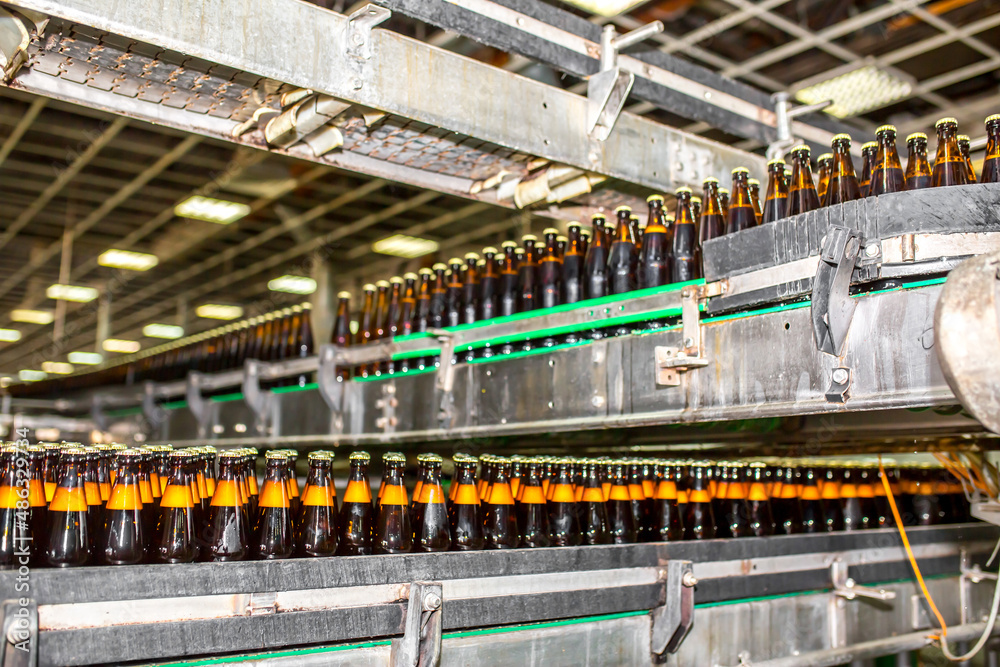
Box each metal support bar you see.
[242,360,270,436]
[830,559,897,601]
[654,285,709,387]
[587,21,662,141]
[390,582,443,667]
[768,92,833,160]
[650,560,695,657]
[316,345,345,434]
[1,597,37,667]
[185,372,210,438]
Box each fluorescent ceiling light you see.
[102,338,141,354]
[372,234,440,258]
[68,351,103,365]
[556,0,647,17]
[47,284,99,303]
[0,328,21,342]
[349,320,359,335]
[18,369,46,382]
[41,361,74,375]
[175,195,251,225]
[795,65,913,119]
[11,309,54,324]
[268,275,317,295]
[196,304,244,320]
[143,323,185,339]
[98,249,159,271]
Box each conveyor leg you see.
[391,582,443,667]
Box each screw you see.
[592,395,605,408]
[684,337,695,348]
[682,572,699,587]
[547,401,554,409]
[352,78,363,90]
[548,359,555,368]
[832,368,849,384]
[865,243,880,258]
[424,593,442,611]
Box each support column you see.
[311,250,337,347]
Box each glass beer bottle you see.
[787,145,821,216]
[824,134,862,206]
[983,114,1000,184]
[484,458,519,549]
[202,451,249,562]
[762,159,789,224]
[449,455,484,551]
[252,451,294,559]
[100,449,146,565]
[374,454,411,554]
[517,460,551,548]
[815,153,833,203]
[153,451,198,563]
[958,134,978,184]
[412,454,451,552]
[905,132,932,190]
[338,451,373,556]
[607,206,639,295]
[46,448,91,567]
[640,195,672,290]
[296,451,338,557]
[870,125,905,196]
[673,186,699,283]
[858,141,877,197]
[932,117,967,187]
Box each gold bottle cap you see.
[958,134,971,142]
[464,252,480,260]
[767,158,786,167]
[335,291,351,300]
[448,257,463,265]
[906,132,927,142]
[375,280,390,288]
[431,263,447,271]
[675,186,692,195]
[349,451,370,462]
[691,196,702,203]
[790,144,810,154]
[986,114,1000,123]
[935,117,958,127]
[481,247,497,255]
[389,276,403,285]
[265,450,289,460]
[748,178,760,186]
[418,267,433,275]
[515,247,525,254]
[308,451,333,461]
[477,259,486,267]
[862,141,878,150]
[646,194,665,203]
[362,283,376,291]
[731,166,750,175]
[817,152,833,161]
[501,240,518,248]
[417,453,443,463]
[718,187,730,194]
[403,272,418,280]
[590,212,606,220]
[543,227,560,236]
[557,235,568,243]
[703,176,719,185]
[604,222,616,231]
[614,205,632,214]
[384,452,406,463]
[875,124,897,135]
[521,234,537,242]
[831,133,852,143]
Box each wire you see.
[878,455,1000,662]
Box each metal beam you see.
[0,115,126,254]
[3,0,764,191]
[0,95,43,168]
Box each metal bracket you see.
[390,581,443,667]
[245,591,278,617]
[316,344,345,435]
[767,91,832,161]
[1,597,38,667]
[654,285,709,386]
[651,560,695,657]
[141,381,161,431]
[831,559,896,601]
[811,225,863,356]
[347,4,391,61]
[242,360,271,435]
[185,372,211,437]
[587,21,662,141]
[0,7,32,82]
[435,333,457,429]
[825,366,852,403]
[375,380,398,433]
[90,395,109,433]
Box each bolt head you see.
[684,337,695,348]
[424,593,442,610]
[832,368,849,384]
[682,572,698,587]
[865,243,879,258]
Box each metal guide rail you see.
[0,525,994,666]
[0,0,765,210]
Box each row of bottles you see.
[1,444,972,569]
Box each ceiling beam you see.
[0,96,45,169]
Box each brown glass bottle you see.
[748,178,763,225]
[796,467,824,534]
[746,463,774,537]
[762,159,789,224]
[627,461,652,542]
[252,452,293,560]
[517,236,539,312]
[839,467,869,532]
[983,115,1000,184]
[538,228,562,310]
[374,454,411,554]
[283,450,301,518]
[337,451,373,556]
[153,451,198,563]
[820,468,844,532]
[202,451,249,562]
[42,443,60,503]
[331,291,352,361]
[449,455,484,551]
[24,446,49,565]
[484,458,519,549]
[696,180,725,274]
[578,462,610,545]
[397,273,418,340]
[726,168,757,234]
[445,259,464,327]
[683,464,715,540]
[98,450,145,565]
[562,223,585,304]
[958,134,978,184]
[584,214,610,300]
[83,449,105,552]
[497,241,520,317]
[824,134,862,206]
[720,464,751,539]
[0,447,25,569]
[415,268,433,336]
[787,146,821,217]
[607,206,639,295]
[859,141,877,197]
[547,459,580,547]
[475,249,498,321]
[640,195,672,290]
[869,125,905,196]
[911,468,940,526]
[46,448,91,567]
[428,265,448,329]
[411,454,450,552]
[905,132,932,190]
[606,462,637,544]
[517,460,551,548]
[653,462,682,542]
[932,117,967,188]
[774,466,802,535]
[672,187,699,283]
[295,451,338,557]
[816,153,833,203]
[718,188,730,219]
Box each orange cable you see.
[878,455,950,643]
